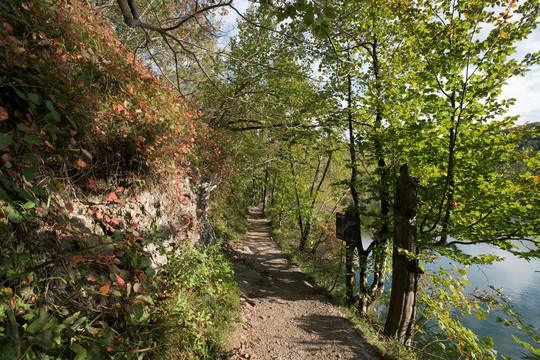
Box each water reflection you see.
[361,235,539,359]
[450,243,540,360]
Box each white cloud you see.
[500,28,540,125]
[501,66,540,124]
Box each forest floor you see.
[225,207,382,360]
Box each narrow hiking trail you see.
[227,207,381,360]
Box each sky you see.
[219,0,540,125]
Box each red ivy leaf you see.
[65,202,74,213]
[77,158,86,168]
[106,192,118,202]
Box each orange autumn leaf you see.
[72,255,85,264]
[99,283,110,295]
[0,106,8,121]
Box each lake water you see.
[361,237,540,359]
[442,242,540,359]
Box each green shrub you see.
[151,243,240,359]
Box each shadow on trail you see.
[296,314,371,355]
[233,207,320,302]
[230,207,379,360]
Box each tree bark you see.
[345,240,355,305]
[262,164,269,215]
[288,145,306,250]
[384,164,419,346]
[345,73,365,306]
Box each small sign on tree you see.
[336,212,360,242]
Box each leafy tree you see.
[383,0,540,350]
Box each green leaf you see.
[304,8,314,26]
[71,316,86,330]
[323,6,337,20]
[61,311,81,326]
[71,343,88,360]
[27,93,43,105]
[482,336,494,346]
[512,335,540,355]
[145,266,155,277]
[284,4,296,18]
[133,302,144,319]
[476,312,487,320]
[76,75,90,87]
[7,213,21,224]
[14,88,28,100]
[27,310,48,334]
[35,330,54,350]
[140,257,151,268]
[43,111,61,124]
[52,179,62,191]
[66,115,78,128]
[0,133,12,147]
[31,186,47,196]
[23,201,36,210]
[45,100,55,112]
[24,136,42,145]
[23,153,39,164]
[23,167,36,181]
[511,334,540,355]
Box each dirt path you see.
[226,207,381,360]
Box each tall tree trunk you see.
[278,180,285,227]
[384,164,419,346]
[270,169,277,207]
[364,35,392,314]
[250,176,257,206]
[356,36,394,315]
[346,73,364,303]
[304,152,332,252]
[345,240,355,305]
[262,164,269,215]
[288,145,306,250]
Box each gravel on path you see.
[225,207,382,360]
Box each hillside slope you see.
[0,0,238,358]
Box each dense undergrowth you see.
[0,0,240,358]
